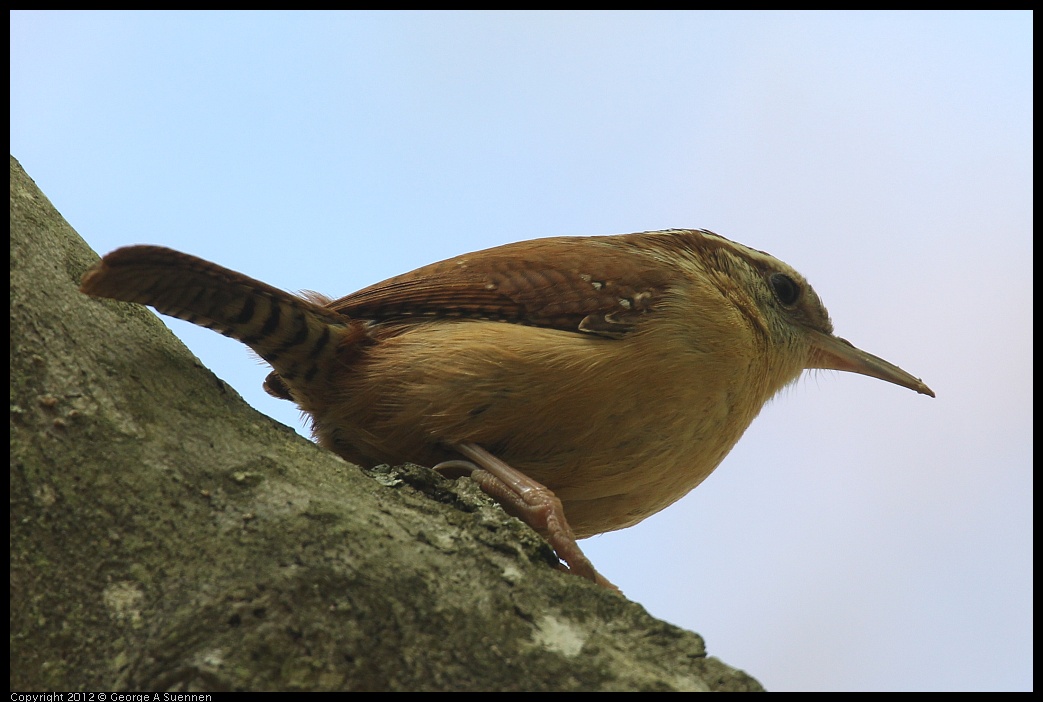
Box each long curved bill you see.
[807,330,935,398]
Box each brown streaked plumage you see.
[80,229,934,590]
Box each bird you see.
[80,228,934,590]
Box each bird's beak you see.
[807,330,935,398]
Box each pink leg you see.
[436,443,618,591]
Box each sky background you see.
[11,11,1031,692]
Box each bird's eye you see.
[769,273,801,306]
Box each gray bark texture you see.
[9,155,764,692]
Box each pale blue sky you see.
[11,11,1031,691]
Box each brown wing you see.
[327,233,683,339]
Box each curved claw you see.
[436,445,620,592]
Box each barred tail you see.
[80,245,352,396]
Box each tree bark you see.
[9,155,764,692]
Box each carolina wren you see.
[80,229,934,590]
